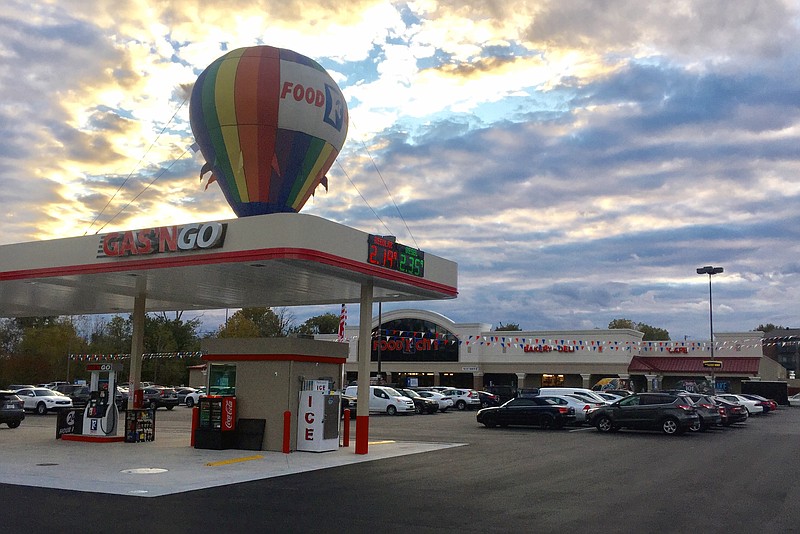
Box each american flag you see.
[337,304,347,342]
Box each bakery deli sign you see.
[97,222,227,258]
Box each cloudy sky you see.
[2,1,799,339]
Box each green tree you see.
[608,318,669,341]
[294,313,340,335]
[495,322,521,331]
[217,307,294,338]
[3,317,87,385]
[756,324,789,333]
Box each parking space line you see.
[206,455,265,467]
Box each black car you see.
[713,396,749,426]
[476,391,501,408]
[0,390,25,428]
[396,388,439,414]
[55,384,92,409]
[476,396,576,429]
[141,386,179,410]
[588,393,699,435]
[485,385,518,404]
[678,393,722,431]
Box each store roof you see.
[0,213,458,317]
[628,356,761,375]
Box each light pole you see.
[697,265,723,392]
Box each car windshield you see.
[403,390,421,398]
[34,389,54,396]
[384,388,403,397]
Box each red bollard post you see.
[355,415,369,455]
[342,409,350,447]
[190,406,199,447]
[283,410,291,454]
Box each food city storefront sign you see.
[97,222,227,258]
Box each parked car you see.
[678,393,722,431]
[588,392,699,435]
[485,385,518,403]
[14,387,73,415]
[184,388,207,408]
[789,393,800,407]
[441,388,482,411]
[595,392,624,403]
[537,387,610,404]
[476,391,501,408]
[739,394,778,413]
[340,393,357,416]
[344,385,415,415]
[476,396,576,429]
[713,396,749,426]
[0,390,25,428]
[396,388,439,414]
[175,387,200,405]
[716,394,764,415]
[55,384,92,409]
[414,390,454,412]
[141,386,179,410]
[537,394,605,425]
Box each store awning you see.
[628,356,761,375]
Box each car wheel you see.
[689,420,701,432]
[7,421,20,428]
[456,400,467,411]
[149,400,157,409]
[482,417,497,428]
[186,397,195,408]
[166,405,174,411]
[415,404,423,414]
[481,400,489,408]
[661,417,680,435]
[539,414,555,430]
[35,402,47,416]
[386,405,397,416]
[595,415,614,433]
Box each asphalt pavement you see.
[3,405,800,533]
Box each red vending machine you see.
[194,396,237,449]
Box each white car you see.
[344,385,415,415]
[415,390,454,412]
[595,392,623,404]
[14,387,73,415]
[184,388,207,408]
[441,388,482,411]
[716,394,763,415]
[537,394,606,424]
[789,393,800,407]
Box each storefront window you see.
[209,364,236,395]
[371,318,459,362]
[542,374,565,387]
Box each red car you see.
[741,394,778,412]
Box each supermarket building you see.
[327,308,785,394]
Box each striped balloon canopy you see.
[189,46,348,217]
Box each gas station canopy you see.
[0,213,457,317]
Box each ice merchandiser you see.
[297,381,340,452]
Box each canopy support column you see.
[355,280,373,455]
[127,288,146,410]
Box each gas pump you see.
[82,363,121,436]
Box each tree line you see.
[0,308,341,389]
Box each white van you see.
[344,385,416,415]
[536,387,609,404]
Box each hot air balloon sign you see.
[189,46,348,217]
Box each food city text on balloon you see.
[280,80,346,133]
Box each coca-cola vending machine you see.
[194,396,237,450]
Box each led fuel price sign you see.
[368,235,425,277]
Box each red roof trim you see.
[203,353,346,364]
[0,247,457,297]
[628,356,760,374]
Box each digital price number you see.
[367,235,425,277]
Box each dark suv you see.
[141,387,179,410]
[678,393,722,431]
[0,390,25,428]
[588,393,699,435]
[55,384,92,409]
